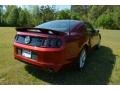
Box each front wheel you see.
[77,48,87,70]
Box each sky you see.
[21,5,71,11]
[55,5,71,10]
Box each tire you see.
[77,48,87,70]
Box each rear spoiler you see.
[16,27,66,36]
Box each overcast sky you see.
[20,5,71,11]
[55,5,71,10]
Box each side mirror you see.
[96,29,99,33]
[92,29,99,33]
[91,29,96,33]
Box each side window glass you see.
[76,25,86,32]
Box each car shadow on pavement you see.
[25,46,116,85]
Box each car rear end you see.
[13,27,68,72]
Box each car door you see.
[85,22,99,48]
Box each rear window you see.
[36,20,79,32]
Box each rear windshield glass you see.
[36,20,78,32]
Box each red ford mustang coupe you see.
[13,20,101,72]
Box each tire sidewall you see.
[77,48,87,70]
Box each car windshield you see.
[35,20,78,32]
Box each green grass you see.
[0,27,120,85]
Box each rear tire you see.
[76,48,87,70]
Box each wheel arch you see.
[79,43,89,56]
[83,44,89,52]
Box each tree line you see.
[0,5,120,30]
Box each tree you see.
[39,5,55,22]
[56,9,71,19]
[1,5,120,30]
[0,5,3,24]
[71,5,90,21]
[18,9,27,27]
[88,6,108,23]
[31,5,56,25]
[96,13,114,29]
[31,6,41,25]
[113,6,120,29]
[5,6,19,26]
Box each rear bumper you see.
[14,43,68,72]
[15,55,62,71]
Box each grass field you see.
[0,27,120,85]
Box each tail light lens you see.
[15,35,62,48]
[43,38,62,48]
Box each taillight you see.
[15,34,62,48]
[43,38,62,48]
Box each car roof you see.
[48,20,84,25]
[36,20,85,32]
[52,19,84,25]
[54,20,85,30]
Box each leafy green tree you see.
[96,13,114,29]
[71,13,80,20]
[71,5,89,20]
[18,9,28,27]
[113,6,120,29]
[0,5,3,24]
[88,6,108,23]
[39,5,55,22]
[1,5,120,30]
[31,5,55,25]
[31,6,41,25]
[5,6,19,26]
[56,9,71,19]
[24,9,33,27]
